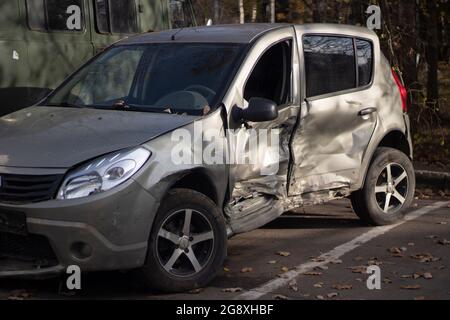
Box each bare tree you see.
[251,1,257,22]
[214,0,220,23]
[270,0,275,23]
[239,0,244,24]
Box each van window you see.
[244,41,292,106]
[94,0,138,34]
[303,36,356,97]
[356,39,373,87]
[26,0,84,32]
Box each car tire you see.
[351,147,415,226]
[139,188,227,292]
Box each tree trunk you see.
[270,0,275,23]
[214,0,220,23]
[239,0,245,24]
[426,0,439,106]
[251,1,257,22]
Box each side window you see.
[356,39,373,87]
[303,36,356,97]
[26,0,84,32]
[94,0,138,34]
[244,41,292,106]
[169,0,195,28]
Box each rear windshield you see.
[46,43,243,115]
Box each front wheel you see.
[139,188,227,292]
[351,147,415,226]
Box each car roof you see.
[118,23,377,45]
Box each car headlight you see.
[57,147,151,200]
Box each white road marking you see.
[236,201,450,300]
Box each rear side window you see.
[26,0,84,32]
[94,0,138,34]
[356,39,373,86]
[303,36,356,97]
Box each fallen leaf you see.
[401,274,412,279]
[383,278,392,284]
[273,294,288,300]
[411,253,441,263]
[316,265,329,271]
[388,247,405,257]
[314,282,324,288]
[332,284,353,290]
[437,221,447,225]
[423,272,433,279]
[310,256,326,262]
[8,290,33,300]
[189,288,204,294]
[288,279,299,292]
[348,266,367,274]
[281,266,290,273]
[223,267,230,272]
[316,295,325,300]
[401,285,421,290]
[277,251,291,257]
[438,239,450,245]
[327,292,338,298]
[305,271,322,276]
[267,260,277,265]
[222,287,243,293]
[241,267,253,273]
[426,235,438,240]
[330,259,343,264]
[413,273,421,279]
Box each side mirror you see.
[233,97,278,123]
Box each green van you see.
[0,0,196,116]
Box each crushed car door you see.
[288,33,378,196]
[226,28,300,233]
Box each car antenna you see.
[171,27,184,41]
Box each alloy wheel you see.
[375,163,409,214]
[156,209,215,277]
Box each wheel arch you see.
[356,129,412,191]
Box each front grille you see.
[0,174,63,204]
[0,232,58,267]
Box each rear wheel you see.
[139,188,227,292]
[351,147,415,226]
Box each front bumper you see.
[0,179,159,278]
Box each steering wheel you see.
[184,85,216,102]
[154,90,209,111]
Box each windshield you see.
[46,43,243,115]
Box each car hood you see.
[0,106,199,168]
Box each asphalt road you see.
[1,199,449,300]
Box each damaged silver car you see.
[0,24,414,292]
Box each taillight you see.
[392,68,408,113]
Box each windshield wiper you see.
[108,100,172,114]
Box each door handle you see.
[358,107,377,117]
